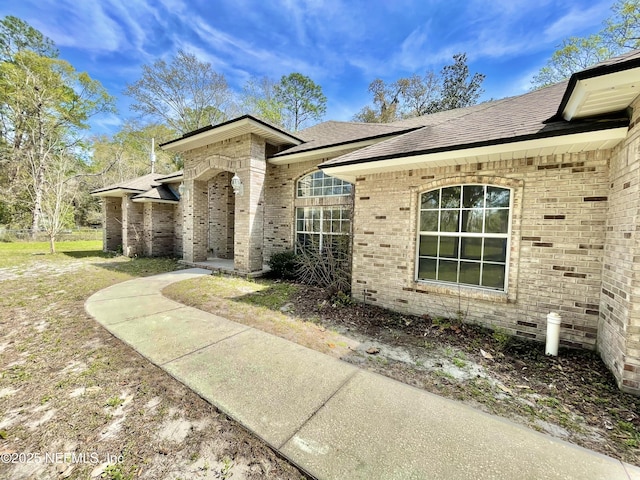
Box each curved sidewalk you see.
[85,269,640,480]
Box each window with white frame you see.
[417,185,511,291]
[297,170,352,198]
[295,171,352,254]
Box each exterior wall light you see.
[178,182,189,200]
[231,173,244,196]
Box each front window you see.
[295,171,352,254]
[296,207,350,253]
[417,185,511,290]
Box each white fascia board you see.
[131,198,179,204]
[322,127,628,182]
[161,117,301,152]
[91,188,141,198]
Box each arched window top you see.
[297,170,352,198]
[417,184,512,291]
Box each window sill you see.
[410,280,509,303]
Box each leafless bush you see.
[295,239,351,295]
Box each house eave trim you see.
[159,116,303,152]
[91,188,144,197]
[321,127,628,181]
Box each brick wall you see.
[600,95,640,394]
[351,151,610,351]
[173,193,183,257]
[181,133,267,271]
[141,202,175,256]
[121,195,144,256]
[208,171,234,259]
[103,197,122,252]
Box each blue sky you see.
[0,0,614,136]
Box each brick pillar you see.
[103,197,122,252]
[143,202,153,256]
[182,179,208,262]
[234,139,266,273]
[121,195,143,257]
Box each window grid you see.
[417,185,511,291]
[297,171,352,198]
[296,207,350,253]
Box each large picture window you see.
[417,185,511,291]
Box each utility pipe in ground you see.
[545,312,561,356]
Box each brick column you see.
[234,138,266,273]
[182,179,208,262]
[121,195,143,257]
[103,197,122,252]
[143,203,153,256]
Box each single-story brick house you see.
[93,49,640,394]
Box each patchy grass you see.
[163,276,357,356]
[0,242,306,480]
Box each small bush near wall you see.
[267,251,299,280]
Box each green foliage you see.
[331,290,353,307]
[106,396,124,408]
[353,53,485,122]
[240,76,285,127]
[532,0,640,88]
[267,250,298,280]
[274,73,327,131]
[0,15,58,62]
[0,18,115,235]
[492,327,511,351]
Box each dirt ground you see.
[164,276,640,468]
[0,247,307,480]
[291,286,640,467]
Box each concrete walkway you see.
[85,269,640,480]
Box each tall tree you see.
[90,122,182,188]
[273,73,327,131]
[39,153,79,253]
[437,53,485,111]
[532,0,640,88]
[240,76,284,127]
[353,53,484,123]
[0,15,58,62]
[124,50,233,135]
[0,49,114,234]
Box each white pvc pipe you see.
[545,312,561,356]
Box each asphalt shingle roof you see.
[133,184,179,202]
[91,173,165,195]
[271,121,419,157]
[320,81,628,168]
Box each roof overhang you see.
[160,116,303,153]
[91,188,144,198]
[131,198,179,204]
[559,55,640,121]
[321,127,628,183]
[157,173,183,183]
[269,136,404,165]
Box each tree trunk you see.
[30,113,46,239]
[49,234,56,254]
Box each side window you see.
[295,171,352,254]
[417,185,511,291]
